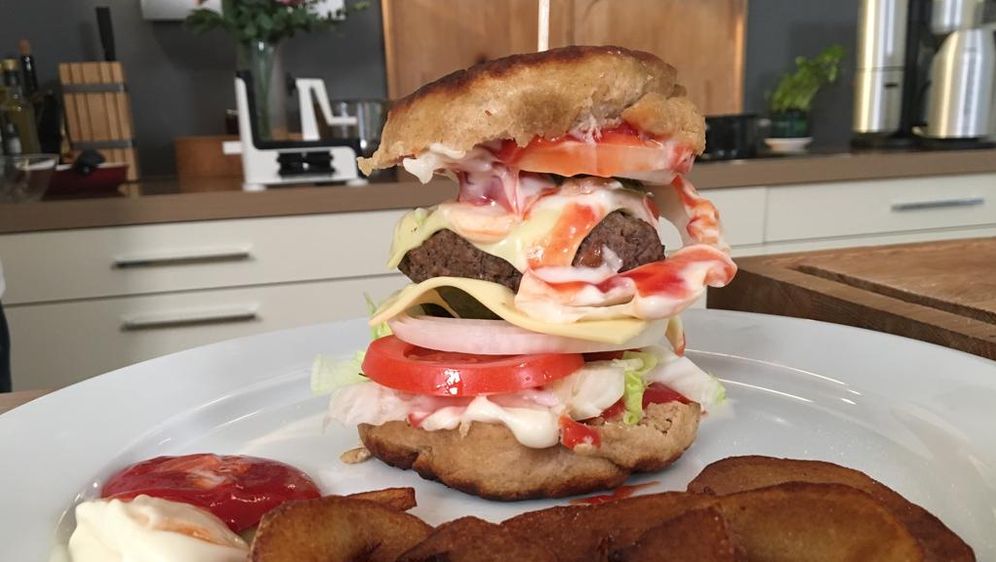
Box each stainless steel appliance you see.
[852,0,996,147]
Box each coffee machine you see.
[852,0,996,147]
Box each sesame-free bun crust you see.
[358,401,700,500]
[359,46,705,175]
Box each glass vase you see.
[236,40,287,141]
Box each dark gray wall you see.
[745,0,860,149]
[1,0,859,174]
[0,0,386,176]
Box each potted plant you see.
[766,44,844,149]
[185,0,364,140]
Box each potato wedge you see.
[346,487,417,511]
[249,496,431,562]
[612,507,745,562]
[688,455,974,562]
[397,516,557,562]
[716,482,923,562]
[502,493,715,561]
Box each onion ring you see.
[388,312,667,355]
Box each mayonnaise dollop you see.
[68,495,248,562]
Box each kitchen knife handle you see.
[96,6,116,62]
[112,246,252,268]
[890,197,985,212]
[121,305,259,331]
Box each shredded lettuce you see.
[364,293,392,339]
[311,352,367,396]
[614,350,659,425]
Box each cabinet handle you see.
[890,197,985,212]
[121,305,259,331]
[112,246,252,268]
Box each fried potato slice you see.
[716,482,923,562]
[249,496,431,562]
[397,516,557,562]
[688,455,974,562]
[612,507,745,562]
[502,493,716,561]
[346,487,417,511]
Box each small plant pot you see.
[768,110,810,139]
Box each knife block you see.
[58,61,140,181]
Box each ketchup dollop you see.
[101,453,321,532]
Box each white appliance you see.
[227,73,359,191]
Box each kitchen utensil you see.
[329,98,388,158]
[58,8,140,180]
[0,154,57,203]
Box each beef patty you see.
[398,210,664,291]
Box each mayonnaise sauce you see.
[68,495,248,562]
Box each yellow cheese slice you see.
[370,276,649,344]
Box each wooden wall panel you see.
[562,0,745,114]
[382,0,541,99]
[381,0,746,115]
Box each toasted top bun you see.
[359,45,705,175]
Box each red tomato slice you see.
[101,454,321,532]
[362,336,584,396]
[499,125,672,178]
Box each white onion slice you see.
[388,313,667,355]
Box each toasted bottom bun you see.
[358,401,701,500]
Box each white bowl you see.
[764,137,813,154]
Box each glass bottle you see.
[0,58,40,154]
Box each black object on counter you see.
[18,39,38,96]
[72,149,106,176]
[701,114,766,161]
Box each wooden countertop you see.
[0,389,49,415]
[2,148,995,235]
[707,238,996,360]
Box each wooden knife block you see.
[58,61,140,181]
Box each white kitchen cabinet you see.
[7,275,407,390]
[0,210,407,306]
[765,173,996,242]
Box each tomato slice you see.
[499,125,675,178]
[101,454,321,532]
[362,336,584,396]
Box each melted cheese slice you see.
[370,276,648,344]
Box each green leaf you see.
[769,44,845,113]
[310,352,367,396]
[614,350,660,425]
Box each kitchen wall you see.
[744,0,860,150]
[0,0,858,175]
[0,0,385,176]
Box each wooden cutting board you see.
[708,238,996,360]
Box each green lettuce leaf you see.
[615,349,660,425]
[365,293,392,339]
[310,352,367,396]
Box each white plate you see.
[764,136,813,153]
[2,310,994,560]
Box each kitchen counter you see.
[2,148,995,234]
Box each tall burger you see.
[319,46,737,500]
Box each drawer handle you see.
[890,197,985,212]
[113,246,252,268]
[121,305,259,330]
